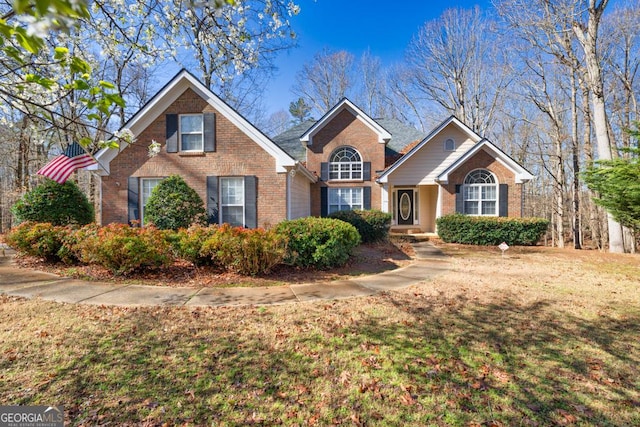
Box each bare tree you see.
[405,7,511,136]
[292,49,354,116]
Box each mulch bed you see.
[13,240,414,288]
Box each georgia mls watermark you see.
[0,406,63,427]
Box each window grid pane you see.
[221,178,244,227]
[463,169,497,216]
[328,187,362,212]
[180,115,203,151]
[329,147,362,181]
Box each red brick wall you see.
[440,150,523,217]
[101,88,288,227]
[306,109,385,216]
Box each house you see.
[91,69,317,228]
[90,70,533,233]
[273,99,533,233]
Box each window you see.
[463,169,497,216]
[329,187,362,214]
[329,147,362,180]
[140,178,163,225]
[180,114,203,151]
[444,138,455,151]
[221,177,244,226]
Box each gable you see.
[89,69,298,175]
[378,120,479,185]
[437,139,534,184]
[300,98,391,146]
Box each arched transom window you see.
[329,147,362,180]
[463,169,497,215]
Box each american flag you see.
[37,141,97,184]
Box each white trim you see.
[300,98,391,145]
[436,139,534,184]
[89,70,297,175]
[377,116,480,184]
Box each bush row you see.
[328,209,391,243]
[6,217,361,275]
[435,214,549,246]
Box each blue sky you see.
[264,0,493,113]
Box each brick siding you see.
[306,109,385,216]
[101,88,288,227]
[440,149,523,217]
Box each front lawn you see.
[1,246,638,426]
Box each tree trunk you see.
[573,0,624,253]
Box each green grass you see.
[1,246,639,426]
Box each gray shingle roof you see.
[271,119,315,162]
[272,117,426,162]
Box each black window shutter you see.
[320,162,329,181]
[363,186,371,210]
[204,113,216,152]
[127,177,139,226]
[206,176,219,225]
[499,184,508,217]
[244,176,257,228]
[320,187,328,217]
[166,114,178,153]
[363,162,371,181]
[455,184,464,214]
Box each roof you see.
[271,119,315,161]
[377,116,481,183]
[437,138,534,184]
[89,69,298,175]
[300,98,391,145]
[272,117,426,163]
[377,115,533,184]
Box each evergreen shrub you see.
[329,209,391,243]
[144,175,207,230]
[275,217,360,269]
[436,214,549,246]
[12,179,94,226]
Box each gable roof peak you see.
[300,98,391,145]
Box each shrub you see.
[275,217,360,269]
[59,223,101,265]
[12,179,94,226]
[170,224,220,266]
[329,209,391,243]
[144,175,207,230]
[200,224,286,275]
[436,214,549,246]
[5,221,67,261]
[73,223,172,275]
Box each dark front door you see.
[397,189,414,225]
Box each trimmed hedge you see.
[328,209,391,243]
[436,214,549,246]
[7,217,364,275]
[169,224,220,267]
[275,217,360,269]
[72,223,173,275]
[200,224,286,275]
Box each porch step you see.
[390,228,422,235]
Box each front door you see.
[397,189,414,225]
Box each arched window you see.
[329,147,362,180]
[463,169,497,215]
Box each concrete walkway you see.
[0,242,449,307]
